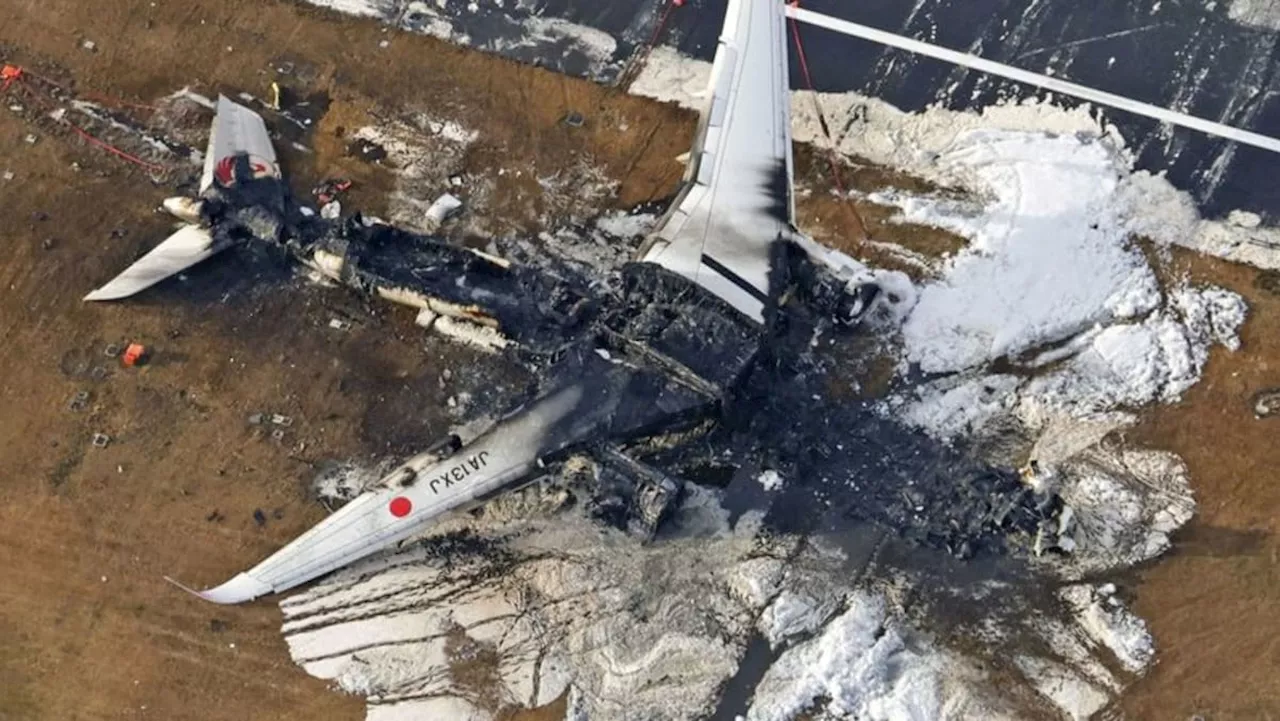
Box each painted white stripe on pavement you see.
[787,6,1280,154]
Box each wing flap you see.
[83,224,218,301]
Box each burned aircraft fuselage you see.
[200,159,1065,564]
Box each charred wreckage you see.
[85,0,1074,604]
[148,146,1071,596]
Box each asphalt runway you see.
[403,0,1280,221]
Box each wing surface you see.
[83,225,216,301]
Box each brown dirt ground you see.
[0,2,1277,721]
[0,1,689,720]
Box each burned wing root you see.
[300,218,599,352]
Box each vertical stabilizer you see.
[640,0,793,324]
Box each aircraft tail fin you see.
[85,95,281,302]
[639,0,794,324]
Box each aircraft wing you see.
[83,224,216,301]
[640,0,794,324]
[85,96,279,302]
[175,384,587,604]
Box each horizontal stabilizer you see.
[84,224,218,301]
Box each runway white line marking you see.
[788,6,1280,154]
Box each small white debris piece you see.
[594,348,613,361]
[414,308,439,328]
[2,170,13,182]
[299,206,316,217]
[328,318,351,331]
[8,104,23,112]
[433,315,509,352]
[23,134,37,144]
[100,576,107,582]
[271,414,294,427]
[379,39,390,48]
[320,200,341,220]
[81,39,97,52]
[1227,209,1262,229]
[449,175,464,187]
[758,469,784,491]
[423,193,463,228]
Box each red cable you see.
[619,0,680,87]
[67,122,166,172]
[8,73,166,173]
[787,2,868,242]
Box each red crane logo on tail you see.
[214,154,280,187]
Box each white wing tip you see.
[164,573,274,604]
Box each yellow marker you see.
[269,82,281,110]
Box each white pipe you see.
[787,6,1280,155]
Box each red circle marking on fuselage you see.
[389,496,413,518]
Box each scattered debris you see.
[271,428,286,441]
[248,413,265,425]
[1252,388,1280,417]
[103,343,122,358]
[757,469,784,491]
[253,509,267,526]
[312,178,352,204]
[327,318,351,331]
[319,200,341,220]
[563,111,585,127]
[67,390,90,412]
[271,414,293,427]
[23,134,37,145]
[423,193,463,229]
[121,343,147,367]
[81,39,97,52]
[347,137,387,162]
[91,433,111,448]
[2,171,13,182]
[41,238,55,250]
[205,510,225,523]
